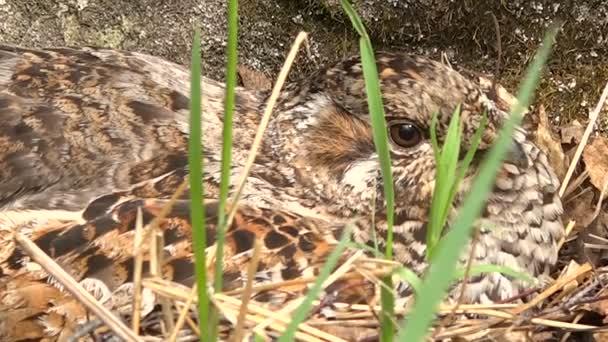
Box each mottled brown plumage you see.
[0,45,564,341]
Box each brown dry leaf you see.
[454,330,530,342]
[564,190,595,232]
[586,285,608,323]
[535,105,567,180]
[237,64,272,91]
[561,119,586,144]
[499,331,531,342]
[552,260,584,303]
[583,136,608,191]
[316,325,376,341]
[564,144,578,164]
[580,211,608,267]
[530,332,557,342]
[593,332,608,342]
[561,260,583,294]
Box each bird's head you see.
[266,51,563,297]
[271,53,514,222]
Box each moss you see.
[94,25,126,49]
[62,14,82,45]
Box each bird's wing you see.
[0,45,263,213]
[0,185,374,341]
[0,45,199,212]
[0,46,375,341]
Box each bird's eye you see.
[389,121,422,148]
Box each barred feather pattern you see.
[0,45,563,341]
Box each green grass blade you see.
[346,241,384,258]
[340,2,397,340]
[438,106,462,216]
[188,29,210,342]
[397,26,558,342]
[430,111,440,158]
[340,0,367,36]
[394,267,423,295]
[441,106,462,175]
[427,111,442,260]
[277,227,352,342]
[350,15,394,260]
[213,0,238,306]
[379,276,395,342]
[429,109,486,260]
[452,113,487,197]
[455,264,534,284]
[210,1,239,339]
[360,27,397,342]
[426,107,462,259]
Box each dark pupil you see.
[399,124,417,142]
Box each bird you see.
[0,45,564,341]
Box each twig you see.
[68,319,104,342]
[563,170,589,201]
[252,250,363,335]
[592,178,608,221]
[132,207,145,333]
[168,285,198,342]
[560,312,585,342]
[232,239,263,342]
[14,233,143,342]
[511,262,592,315]
[559,81,608,197]
[557,220,577,250]
[150,220,174,334]
[221,256,395,298]
[226,31,309,227]
[134,179,189,255]
[217,304,323,342]
[216,294,347,342]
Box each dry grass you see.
[18,227,608,341]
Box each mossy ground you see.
[0,0,605,127]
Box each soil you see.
[1,0,607,128]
